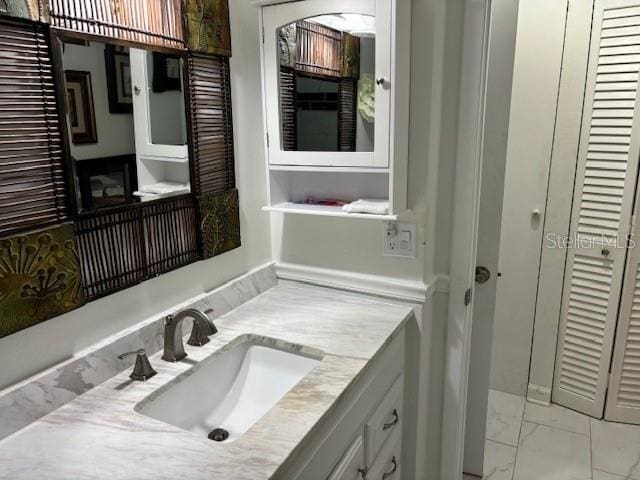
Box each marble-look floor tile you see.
[523,401,590,436]
[486,390,525,446]
[483,440,516,480]
[592,419,640,479]
[512,422,591,480]
[593,470,628,480]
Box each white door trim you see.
[441,0,492,478]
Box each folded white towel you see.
[342,198,389,215]
[138,182,190,195]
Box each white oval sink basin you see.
[135,335,322,442]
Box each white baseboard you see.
[275,262,448,303]
[527,383,552,405]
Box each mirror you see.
[277,14,376,153]
[59,37,191,212]
[147,52,188,146]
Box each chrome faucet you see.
[162,308,217,362]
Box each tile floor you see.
[481,389,640,480]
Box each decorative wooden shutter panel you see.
[75,196,199,301]
[279,66,297,151]
[296,20,342,78]
[338,78,357,151]
[187,53,235,196]
[47,0,184,50]
[0,18,69,237]
[552,0,640,417]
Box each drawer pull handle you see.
[381,456,398,480]
[383,409,399,430]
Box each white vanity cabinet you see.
[273,331,406,480]
[253,0,411,219]
[326,436,365,480]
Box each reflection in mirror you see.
[148,52,187,146]
[278,14,375,153]
[59,38,190,212]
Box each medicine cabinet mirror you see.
[277,13,376,153]
[262,0,393,168]
[56,35,191,213]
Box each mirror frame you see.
[0,5,240,339]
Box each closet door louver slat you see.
[0,18,69,237]
[553,0,640,418]
[606,183,640,424]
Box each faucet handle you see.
[118,349,157,382]
[187,321,212,347]
[118,349,146,359]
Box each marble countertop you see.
[0,282,413,480]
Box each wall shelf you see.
[138,155,189,164]
[269,165,389,174]
[262,202,401,220]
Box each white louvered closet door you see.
[552,0,640,418]
[606,209,640,424]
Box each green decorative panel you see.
[0,224,84,338]
[185,0,232,56]
[342,33,360,78]
[0,0,47,22]
[200,189,241,259]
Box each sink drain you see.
[208,428,230,442]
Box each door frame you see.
[441,0,492,478]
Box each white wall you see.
[0,1,272,391]
[62,41,136,160]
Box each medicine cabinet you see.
[254,0,410,219]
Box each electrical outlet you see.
[383,222,417,258]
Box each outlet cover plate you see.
[383,222,417,258]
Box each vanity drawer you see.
[326,435,365,480]
[365,374,403,464]
[366,429,401,480]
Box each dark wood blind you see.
[0,18,69,237]
[296,21,342,78]
[75,195,199,300]
[279,66,297,151]
[338,78,356,152]
[187,53,235,196]
[47,0,184,50]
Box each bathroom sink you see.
[135,335,322,442]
